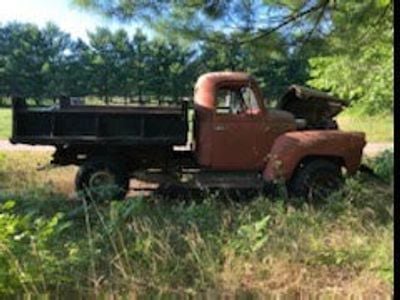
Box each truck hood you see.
[276,85,348,121]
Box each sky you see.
[0,0,142,41]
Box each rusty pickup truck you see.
[10,72,366,201]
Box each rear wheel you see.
[288,159,344,201]
[75,157,130,202]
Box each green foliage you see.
[71,0,331,45]
[308,41,393,115]
[0,23,45,99]
[307,1,393,115]
[0,22,90,101]
[232,215,270,254]
[368,149,393,183]
[0,200,75,294]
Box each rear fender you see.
[263,130,366,182]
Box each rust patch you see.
[263,130,366,181]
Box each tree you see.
[0,23,47,101]
[62,38,93,97]
[307,0,393,115]
[40,23,74,100]
[130,30,149,103]
[145,40,196,102]
[0,22,88,103]
[72,0,334,46]
[110,29,132,101]
[87,27,117,103]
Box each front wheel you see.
[75,157,130,202]
[288,159,344,201]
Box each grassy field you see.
[337,114,393,143]
[0,108,11,139]
[0,150,393,297]
[0,107,393,142]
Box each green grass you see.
[0,151,393,297]
[0,108,11,139]
[337,114,393,142]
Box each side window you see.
[241,87,259,111]
[216,88,244,114]
[215,86,260,115]
[216,88,231,114]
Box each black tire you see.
[75,156,130,202]
[288,159,343,201]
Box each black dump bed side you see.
[10,97,188,146]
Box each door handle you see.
[214,125,226,131]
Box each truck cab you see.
[193,72,296,171]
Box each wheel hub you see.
[89,170,116,188]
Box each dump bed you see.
[10,97,188,146]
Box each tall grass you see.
[0,150,394,297]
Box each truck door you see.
[210,86,268,170]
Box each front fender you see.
[263,130,366,182]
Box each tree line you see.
[0,23,200,104]
[0,22,313,106]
